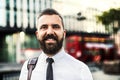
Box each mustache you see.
[43,34,57,41]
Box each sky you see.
[78,0,120,11]
[54,0,120,15]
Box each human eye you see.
[40,25,48,30]
[52,24,60,29]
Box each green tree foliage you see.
[96,8,120,33]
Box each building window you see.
[0,9,6,27]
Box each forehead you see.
[37,15,62,25]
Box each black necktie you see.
[46,58,54,80]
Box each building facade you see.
[1,0,111,63]
[0,0,52,63]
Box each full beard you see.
[39,34,64,55]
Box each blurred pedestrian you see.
[19,8,93,80]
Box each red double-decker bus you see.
[65,35,115,63]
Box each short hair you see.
[37,8,64,29]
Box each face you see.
[36,15,66,55]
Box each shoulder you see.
[21,59,29,71]
[65,53,93,79]
[65,52,89,69]
[19,60,29,80]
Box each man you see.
[19,8,93,80]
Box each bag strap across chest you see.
[27,57,38,80]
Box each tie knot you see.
[46,58,54,64]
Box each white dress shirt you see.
[19,48,93,80]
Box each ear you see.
[63,30,66,39]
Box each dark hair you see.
[37,8,64,29]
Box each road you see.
[92,70,120,80]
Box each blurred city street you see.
[0,0,120,80]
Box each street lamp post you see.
[76,12,86,56]
[77,12,86,21]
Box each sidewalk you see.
[92,70,120,80]
[87,62,120,80]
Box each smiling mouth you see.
[45,39,56,43]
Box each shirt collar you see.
[39,47,65,63]
[52,47,65,62]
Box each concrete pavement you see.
[92,70,120,80]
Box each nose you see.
[46,26,54,35]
